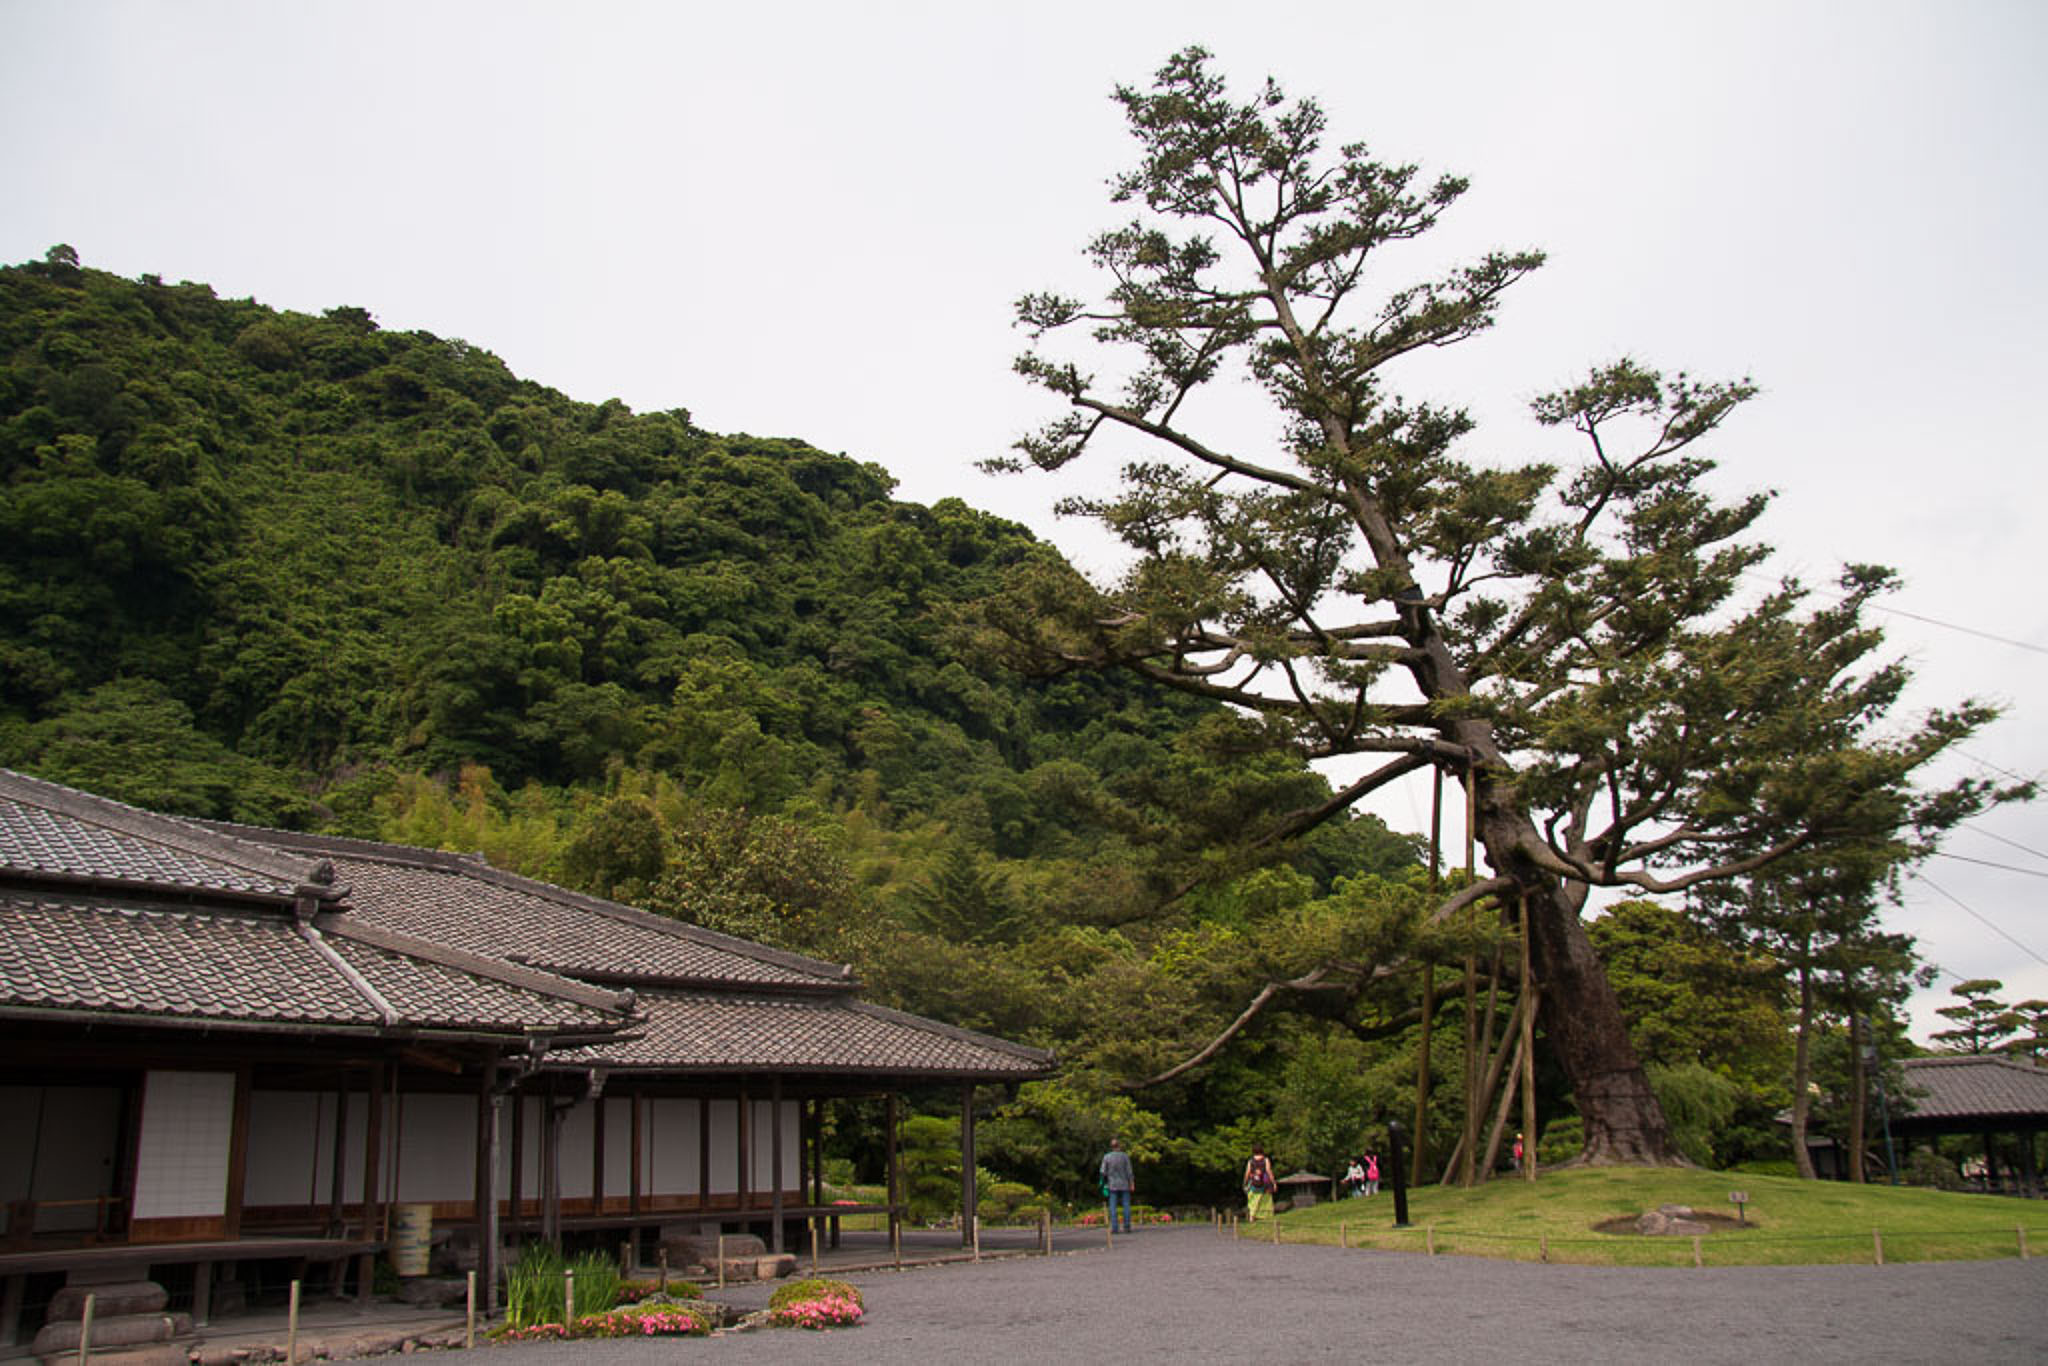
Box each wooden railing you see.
[2,1195,128,1249]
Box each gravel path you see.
[500,1225,2047,1363]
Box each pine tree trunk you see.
[1519,874,1681,1165]
[1791,959,1818,1180]
[1847,1009,1868,1184]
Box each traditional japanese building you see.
[0,768,1052,1345]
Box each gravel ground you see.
[496,1225,2048,1364]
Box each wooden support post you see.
[329,1071,350,1235]
[2019,1225,2029,1260]
[1692,1236,1703,1268]
[590,1087,606,1215]
[508,1087,525,1239]
[540,1077,561,1248]
[629,1090,643,1219]
[972,1215,981,1262]
[564,1269,575,1327]
[1540,1234,1548,1262]
[285,1282,298,1365]
[360,1062,385,1306]
[716,1236,725,1289]
[1426,1224,1436,1256]
[810,1222,820,1273]
[960,1082,979,1249]
[465,1271,476,1350]
[770,1076,785,1254]
[1,1273,25,1349]
[475,1054,500,1317]
[1041,1206,1051,1255]
[1873,1228,1884,1265]
[697,1096,711,1223]
[737,1082,752,1232]
[225,1066,252,1239]
[1271,1216,1280,1245]
[885,1092,901,1259]
[75,1293,94,1366]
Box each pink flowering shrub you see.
[493,1303,712,1341]
[771,1294,864,1330]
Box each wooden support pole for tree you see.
[1441,992,1529,1186]
[1458,764,1479,1187]
[1413,962,1435,1182]
[1479,1028,1528,1177]
[1520,894,1538,1182]
[1430,764,1444,886]
[1461,946,1479,1187]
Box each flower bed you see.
[492,1300,714,1341]
[770,1294,863,1330]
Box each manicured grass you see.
[1236,1167,2046,1266]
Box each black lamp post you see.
[1386,1119,1412,1228]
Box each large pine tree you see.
[982,48,2012,1163]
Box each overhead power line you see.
[1736,571,2048,656]
[1910,873,2048,969]
[1869,604,2048,656]
[1965,822,2048,866]
[1930,851,2048,881]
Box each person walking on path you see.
[1100,1138,1136,1233]
[1243,1145,1277,1222]
[1363,1152,1380,1197]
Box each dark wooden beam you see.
[960,1082,977,1248]
[223,1066,252,1239]
[770,1076,784,1253]
[475,1054,499,1316]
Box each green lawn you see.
[1235,1168,2046,1266]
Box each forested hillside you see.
[0,248,1459,1199]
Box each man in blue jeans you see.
[1099,1138,1135,1233]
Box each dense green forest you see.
[0,247,2009,1206]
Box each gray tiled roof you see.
[550,988,1054,1080]
[0,774,326,901]
[0,770,1055,1079]
[1897,1055,2048,1121]
[0,891,626,1035]
[0,892,371,1023]
[219,828,851,990]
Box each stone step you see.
[32,1311,194,1355]
[49,1283,169,1322]
[40,1345,191,1366]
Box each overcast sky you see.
[4,0,2043,1046]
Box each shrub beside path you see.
[505,1224,2046,1363]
